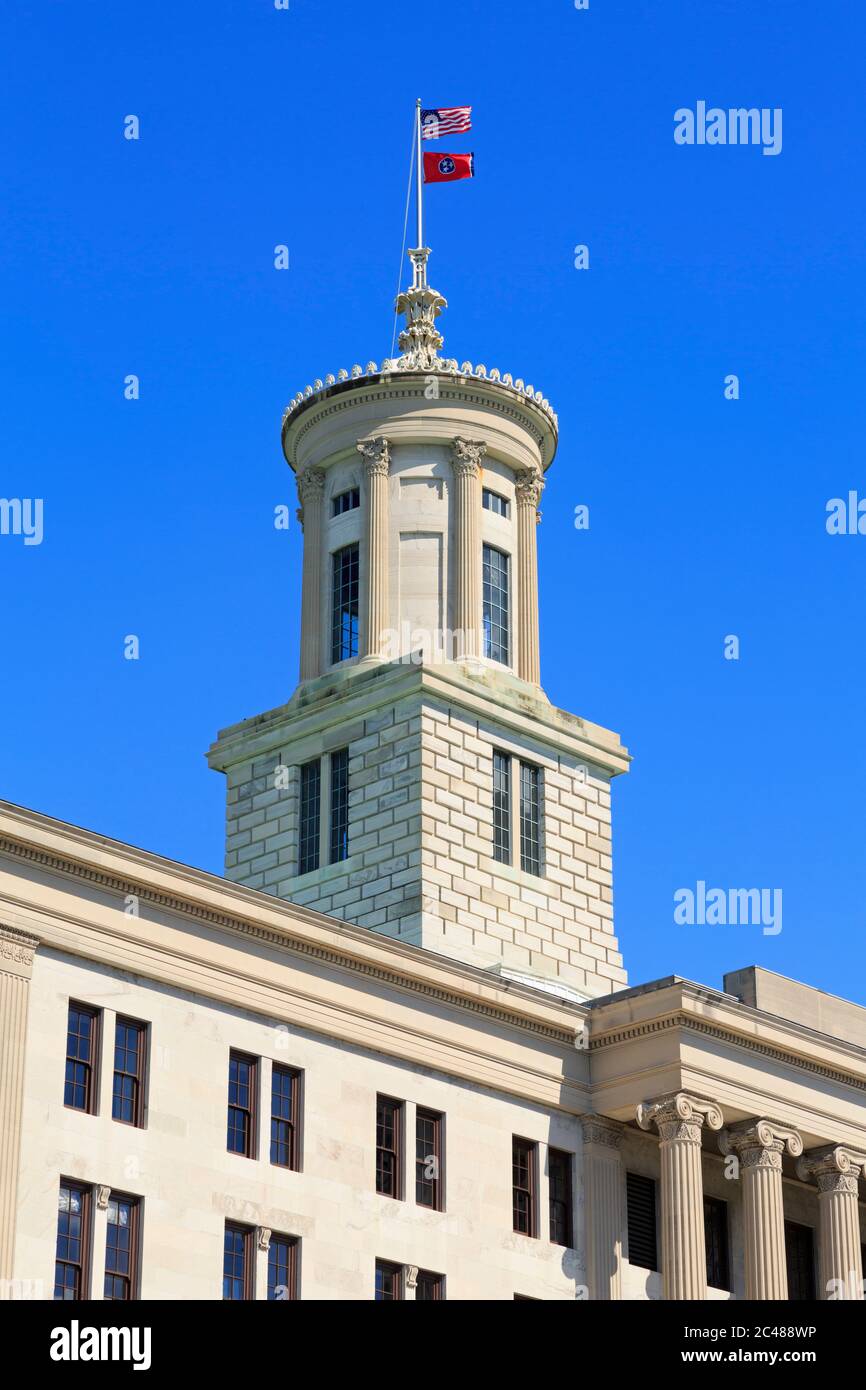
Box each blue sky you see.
[2,1,864,1006]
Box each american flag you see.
[421,106,472,140]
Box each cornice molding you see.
[0,834,577,1048]
[590,1011,866,1095]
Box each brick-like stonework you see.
[217,673,626,1000]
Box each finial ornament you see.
[394,247,447,372]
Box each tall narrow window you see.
[104,1193,140,1300]
[270,1065,300,1170]
[626,1172,658,1271]
[331,543,359,664]
[267,1235,299,1300]
[112,1017,146,1127]
[519,760,542,875]
[329,747,350,864]
[376,1095,403,1199]
[298,758,321,875]
[54,1182,90,1300]
[416,1269,445,1300]
[375,1260,403,1300]
[512,1137,537,1237]
[223,1223,254,1300]
[64,1003,99,1113]
[704,1197,730,1292]
[227,1051,257,1158]
[785,1221,816,1300]
[492,750,511,865]
[548,1148,573,1248]
[482,544,510,664]
[415,1108,443,1210]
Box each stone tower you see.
[208,245,629,1000]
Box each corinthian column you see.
[296,467,326,681]
[581,1116,625,1300]
[357,438,391,660]
[450,438,485,659]
[719,1119,803,1299]
[0,925,39,1281]
[637,1092,723,1300]
[797,1146,865,1299]
[514,468,544,685]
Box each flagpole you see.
[415,97,425,287]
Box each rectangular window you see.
[416,1269,445,1300]
[104,1193,140,1301]
[112,1017,146,1127]
[519,761,542,875]
[482,488,510,518]
[482,544,510,665]
[785,1221,816,1301]
[54,1181,91,1300]
[626,1172,658,1271]
[375,1260,403,1300]
[548,1148,573,1248]
[492,749,511,865]
[512,1137,537,1237]
[332,486,360,517]
[270,1064,300,1170]
[227,1051,258,1158]
[329,747,350,864]
[267,1234,299,1301]
[223,1223,254,1300]
[376,1095,403,1199]
[64,1003,99,1113]
[298,758,321,875]
[704,1196,730,1292]
[331,542,360,663]
[415,1108,443,1211]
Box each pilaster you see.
[580,1116,625,1300]
[515,468,544,685]
[0,924,39,1282]
[450,438,485,659]
[297,467,326,681]
[357,437,391,660]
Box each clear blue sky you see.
[2,1,864,1006]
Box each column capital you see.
[296,465,326,503]
[515,467,544,510]
[637,1092,724,1144]
[797,1145,866,1193]
[0,924,39,979]
[450,436,487,477]
[581,1115,624,1152]
[719,1118,803,1170]
[357,436,391,476]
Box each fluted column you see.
[797,1146,865,1299]
[357,437,391,659]
[296,467,326,681]
[450,438,485,659]
[515,468,544,685]
[581,1116,625,1300]
[0,925,39,1282]
[719,1119,803,1299]
[637,1092,723,1300]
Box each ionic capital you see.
[357,436,391,477]
[797,1145,866,1194]
[296,466,326,505]
[515,467,544,510]
[719,1118,803,1170]
[450,437,487,478]
[637,1092,724,1146]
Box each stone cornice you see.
[0,805,586,1053]
[208,658,630,778]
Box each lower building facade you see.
[1,800,864,1301]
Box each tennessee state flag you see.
[423,151,475,184]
